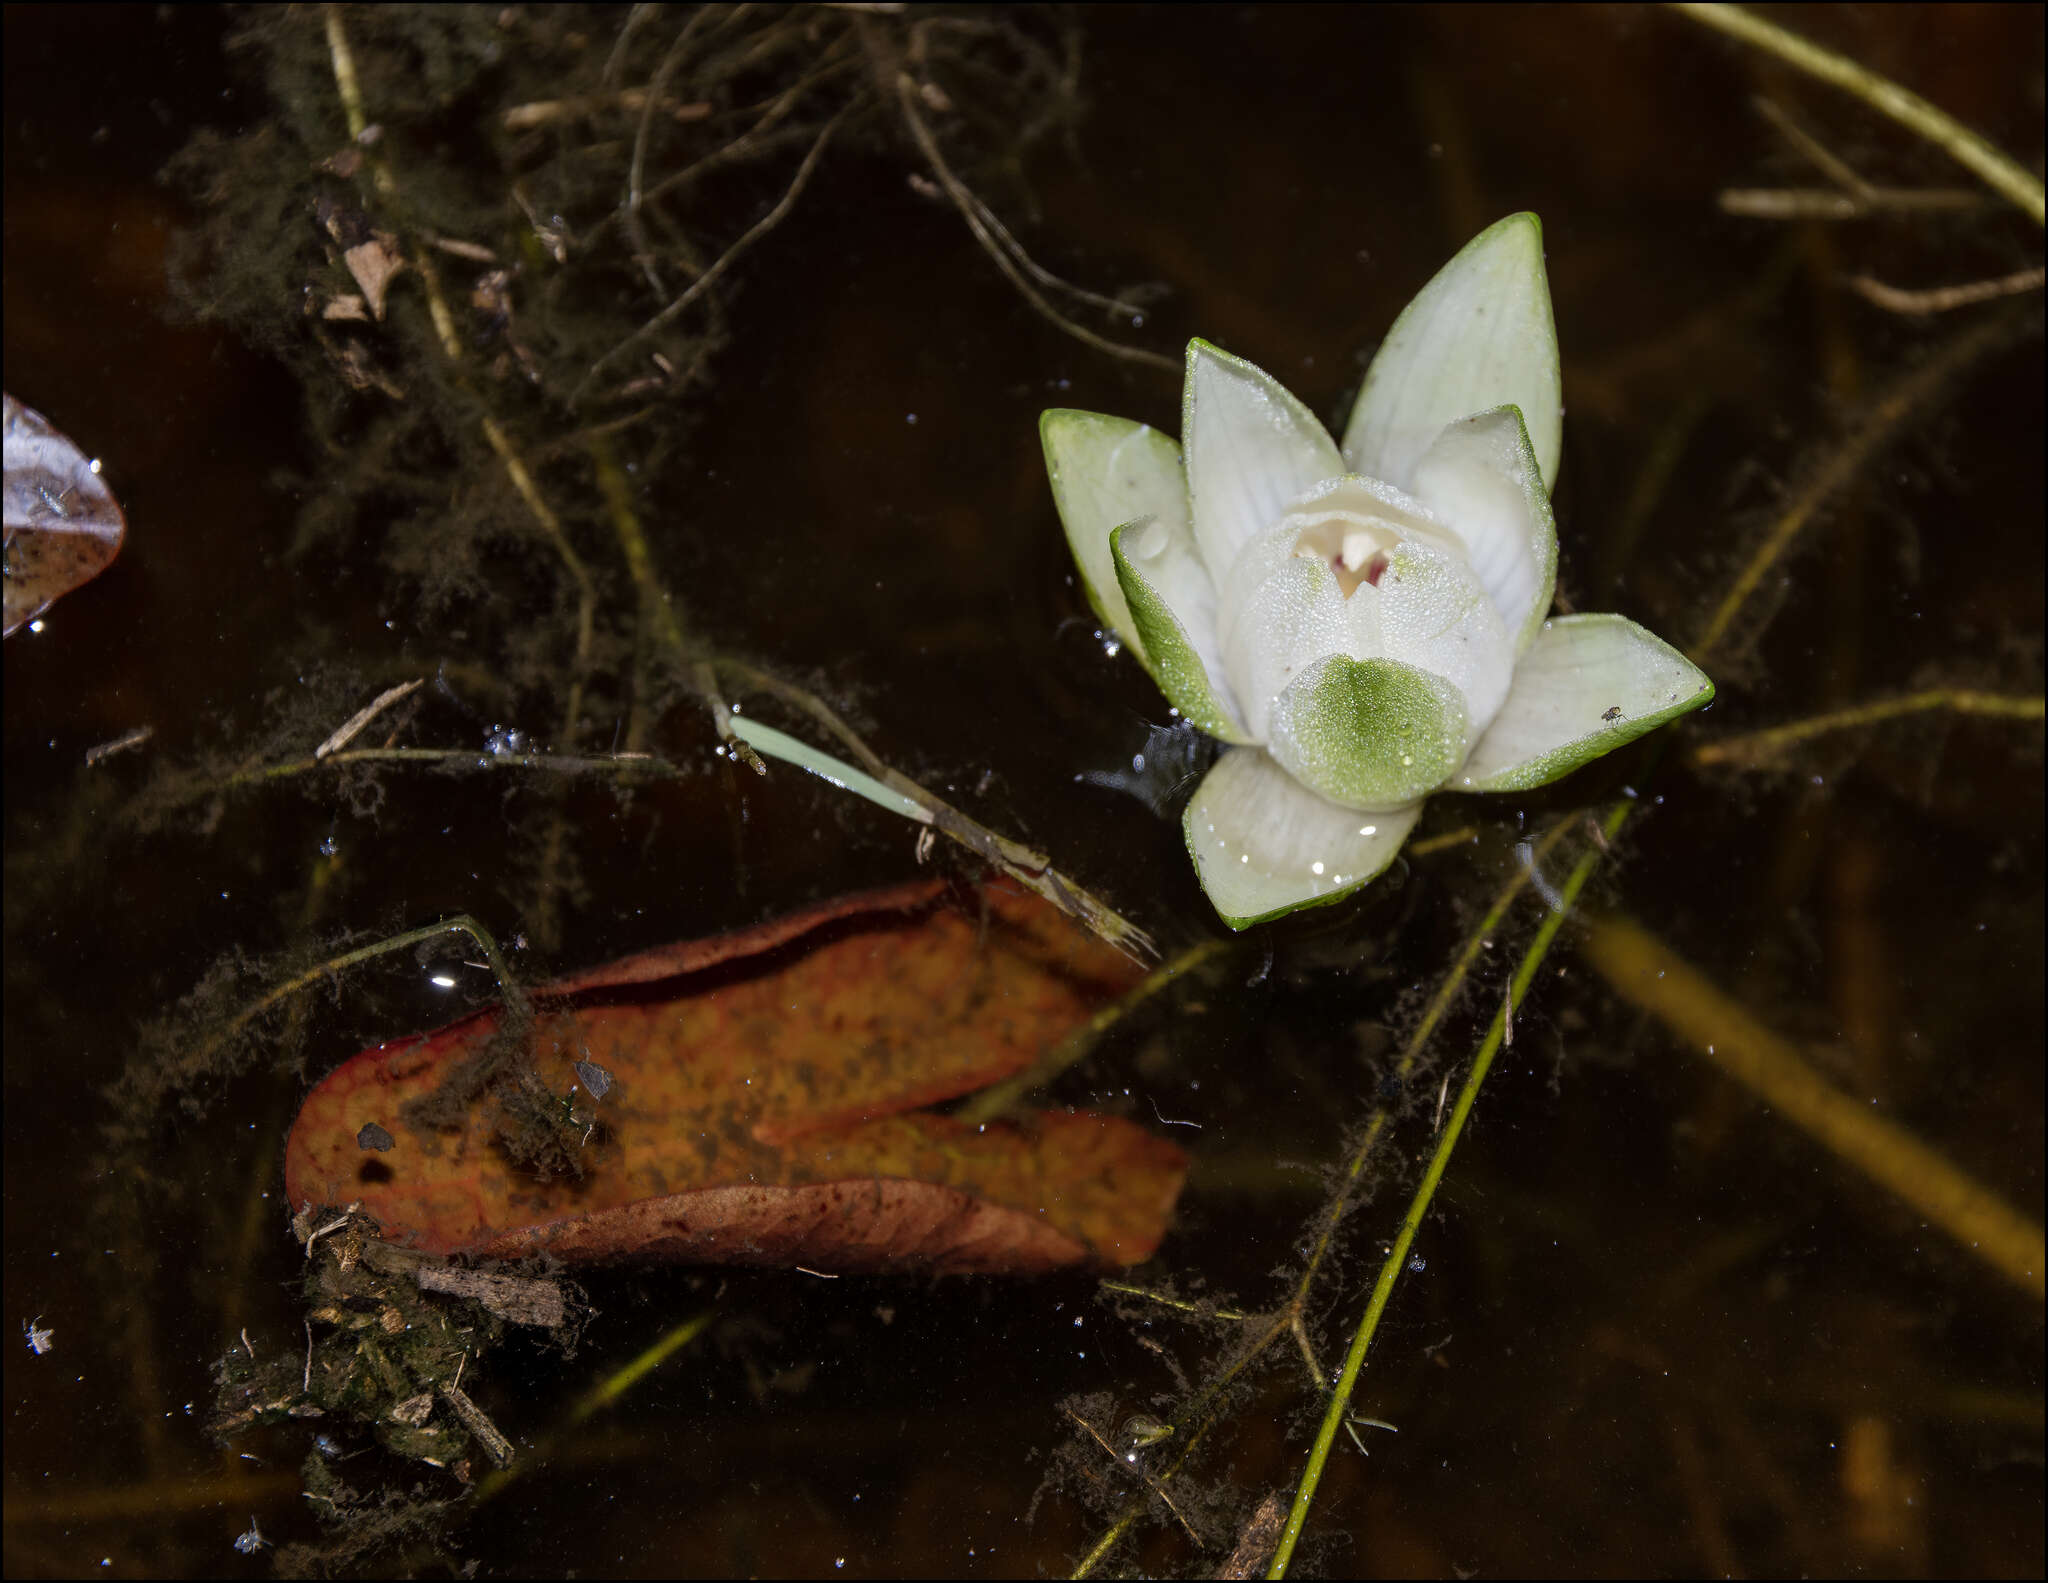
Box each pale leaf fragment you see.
[4,394,126,637]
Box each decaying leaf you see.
[3,394,126,636]
[285,881,1187,1273]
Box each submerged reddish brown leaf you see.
[4,394,126,636]
[285,881,1188,1273]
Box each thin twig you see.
[891,69,1178,374]
[582,429,768,772]
[1061,1404,1203,1547]
[1690,689,2044,767]
[1758,92,1876,198]
[478,415,598,746]
[1718,95,1990,222]
[503,87,712,134]
[1097,1281,1256,1325]
[215,745,679,795]
[83,726,154,766]
[187,916,530,1085]
[944,170,1153,322]
[626,6,725,297]
[1687,306,2024,671]
[574,102,853,407]
[314,680,424,760]
[1668,2,2045,226]
[1846,266,2046,317]
[629,52,861,223]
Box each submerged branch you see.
[217,744,680,793]
[1691,689,2046,768]
[1846,266,2047,317]
[1580,911,2046,1300]
[1669,3,2045,226]
[573,101,855,408]
[130,915,530,1135]
[1687,305,2027,672]
[1719,95,1991,222]
[626,6,727,298]
[890,66,1178,375]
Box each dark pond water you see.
[6,5,2041,1576]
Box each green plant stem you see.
[1267,800,1631,1578]
[470,1310,719,1506]
[1668,3,2044,226]
[1069,817,1584,1578]
[1284,819,1579,1305]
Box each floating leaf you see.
[3,394,126,636]
[284,881,1187,1273]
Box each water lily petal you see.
[1217,549,1356,742]
[1376,539,1515,739]
[1112,520,1252,742]
[1453,614,1714,792]
[1183,747,1423,929]
[1341,213,1562,495]
[1408,405,1557,656]
[1041,409,1188,663]
[1268,654,1468,810]
[1184,339,1346,584]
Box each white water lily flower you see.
[1042,213,1713,928]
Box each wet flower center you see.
[1290,515,1397,597]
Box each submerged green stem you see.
[1268,799,1632,1578]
